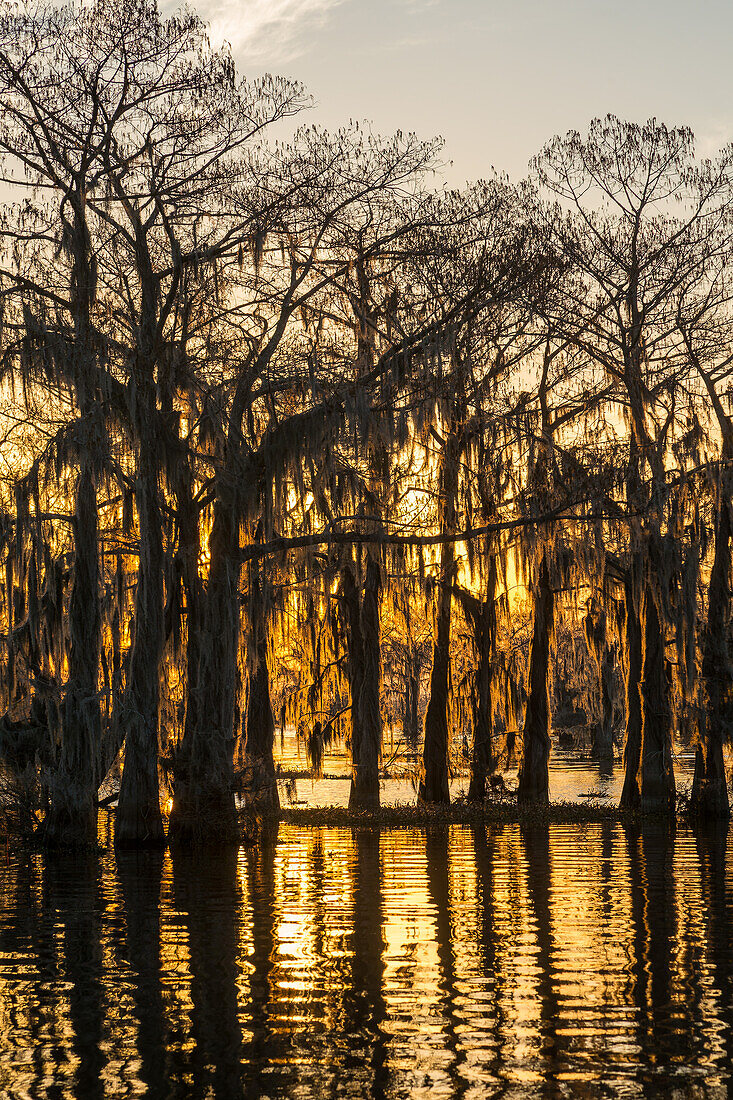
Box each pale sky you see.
[198,0,733,185]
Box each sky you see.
[193,0,733,186]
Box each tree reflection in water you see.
[116,848,167,1096]
[43,850,105,1100]
[172,844,243,1098]
[0,822,729,1097]
[346,830,388,1097]
[241,823,280,1099]
[520,824,561,1096]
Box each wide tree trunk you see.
[620,341,674,813]
[691,480,731,821]
[585,603,615,762]
[468,556,498,802]
[468,633,492,802]
[418,562,453,805]
[639,570,676,814]
[169,503,239,844]
[352,555,382,809]
[518,555,554,805]
[419,423,460,806]
[172,399,336,840]
[343,556,383,811]
[342,561,365,795]
[116,412,166,846]
[403,647,420,748]
[177,463,204,769]
[169,392,294,841]
[620,570,643,810]
[38,194,103,847]
[591,645,615,761]
[239,566,279,815]
[38,452,101,846]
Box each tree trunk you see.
[403,647,420,749]
[691,482,731,821]
[467,624,492,801]
[468,556,498,802]
[591,644,615,761]
[350,554,382,810]
[585,603,615,763]
[178,464,204,772]
[342,556,382,811]
[239,567,279,816]
[419,423,460,806]
[342,560,365,795]
[38,192,102,847]
[619,336,674,813]
[639,569,676,814]
[517,555,553,805]
[418,564,453,805]
[169,503,239,844]
[620,570,643,810]
[115,223,168,846]
[115,417,165,846]
[38,452,101,846]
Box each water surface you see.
[0,812,732,1097]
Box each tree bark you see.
[621,569,643,810]
[419,423,460,806]
[467,612,493,801]
[621,312,676,815]
[169,503,239,844]
[37,190,102,847]
[419,563,453,805]
[517,555,554,805]
[239,567,280,816]
[115,386,166,846]
[691,478,731,820]
[639,564,676,813]
[169,373,309,841]
[593,645,615,761]
[38,453,101,846]
[467,555,498,801]
[342,560,365,797]
[688,356,733,820]
[585,604,615,763]
[342,555,382,810]
[403,647,420,749]
[350,554,382,810]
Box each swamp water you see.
[1,779,733,1098]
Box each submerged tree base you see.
[168,793,240,846]
[278,797,682,829]
[6,789,723,851]
[114,800,166,848]
[35,804,98,849]
[348,777,381,811]
[689,747,731,822]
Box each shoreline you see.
[0,794,712,852]
[274,797,697,829]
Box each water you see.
[278,740,697,808]
[0,810,732,1097]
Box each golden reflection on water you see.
[0,822,731,1097]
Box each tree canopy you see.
[0,0,732,846]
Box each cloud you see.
[398,0,441,11]
[202,0,343,63]
[696,120,733,160]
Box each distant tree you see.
[535,116,733,813]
